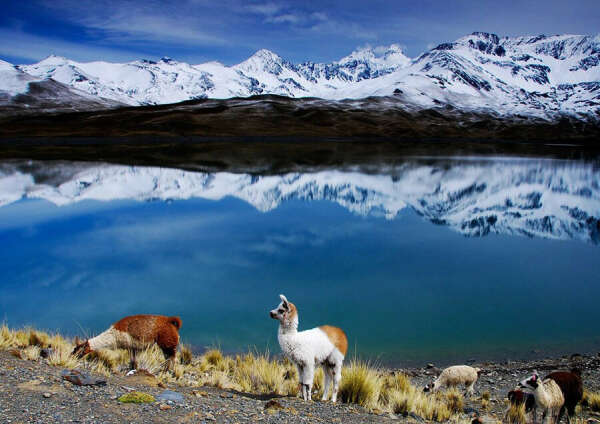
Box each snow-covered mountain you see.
[1,159,598,244]
[0,59,122,112]
[2,32,598,119]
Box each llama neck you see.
[534,382,550,406]
[278,315,299,336]
[88,327,117,350]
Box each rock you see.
[264,399,283,410]
[118,391,155,404]
[477,415,499,424]
[42,392,51,398]
[8,349,21,359]
[570,353,583,360]
[156,390,184,404]
[464,407,479,416]
[426,363,435,369]
[408,412,426,422]
[61,370,106,386]
[159,403,171,411]
[192,390,208,397]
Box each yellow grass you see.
[338,360,382,409]
[506,402,526,424]
[583,390,600,412]
[21,345,41,361]
[179,343,193,365]
[0,325,470,420]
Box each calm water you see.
[1,157,599,365]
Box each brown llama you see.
[72,314,182,371]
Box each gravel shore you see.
[1,350,599,423]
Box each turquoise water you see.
[0,158,599,365]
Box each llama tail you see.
[168,316,182,330]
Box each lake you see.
[0,155,599,366]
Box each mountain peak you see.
[338,44,411,69]
[0,59,15,71]
[234,49,286,75]
[37,54,71,66]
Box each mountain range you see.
[1,32,600,120]
[1,159,598,244]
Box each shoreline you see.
[1,325,600,423]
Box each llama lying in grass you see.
[72,314,182,371]
[270,294,347,402]
[519,372,565,424]
[544,369,583,424]
[423,365,481,396]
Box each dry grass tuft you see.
[506,402,526,424]
[0,324,18,349]
[203,349,224,367]
[179,344,193,365]
[444,388,464,413]
[583,390,600,412]
[22,345,41,361]
[338,360,382,409]
[47,345,79,369]
[28,330,50,348]
[136,344,168,374]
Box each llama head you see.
[270,294,298,327]
[518,371,540,391]
[423,379,438,392]
[72,338,92,358]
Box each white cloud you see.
[0,29,147,63]
[265,14,302,24]
[245,2,284,16]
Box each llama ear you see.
[74,336,81,345]
[279,294,288,304]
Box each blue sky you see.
[1,0,599,65]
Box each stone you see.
[61,370,106,386]
[43,392,51,398]
[426,363,435,369]
[159,403,171,411]
[264,400,283,410]
[156,390,184,404]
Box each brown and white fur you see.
[519,372,565,424]
[270,294,347,402]
[72,314,182,371]
[544,369,583,424]
[424,365,481,396]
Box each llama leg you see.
[331,362,342,403]
[161,347,176,371]
[303,363,315,401]
[466,382,475,397]
[130,348,138,370]
[560,406,568,424]
[322,365,332,401]
[296,364,304,398]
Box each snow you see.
[0,59,41,96]
[3,32,600,118]
[1,158,598,243]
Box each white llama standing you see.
[270,294,348,402]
